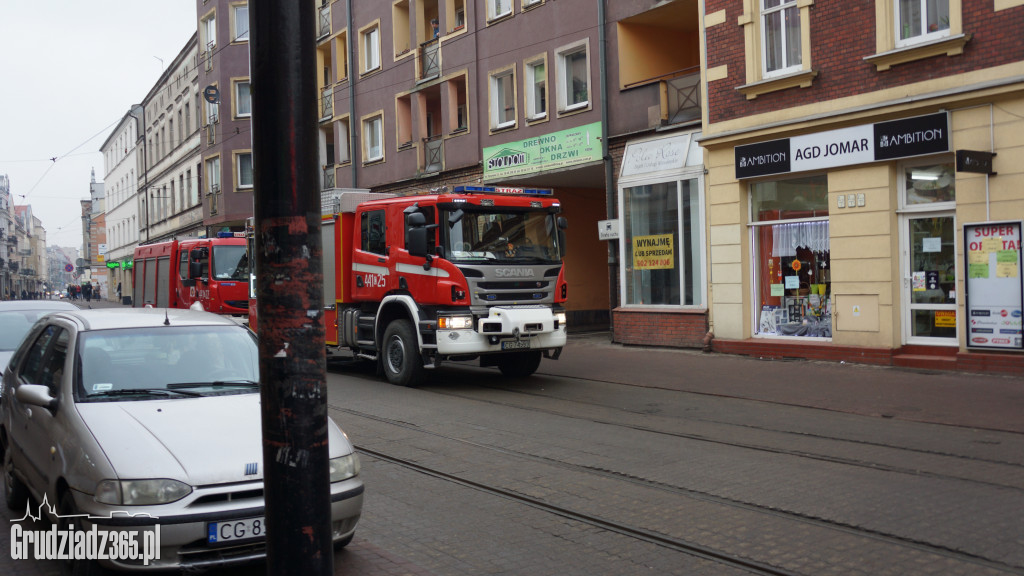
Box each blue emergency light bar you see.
[453,185,554,196]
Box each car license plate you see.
[208,517,266,544]
[501,339,531,350]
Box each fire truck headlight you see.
[439,315,474,330]
[554,312,567,329]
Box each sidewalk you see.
[548,332,1024,434]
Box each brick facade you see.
[705,1,1024,124]
[613,307,709,348]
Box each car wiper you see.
[168,380,259,389]
[89,388,203,398]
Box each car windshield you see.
[445,209,561,264]
[77,325,259,401]
[213,245,249,281]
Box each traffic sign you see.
[64,263,74,272]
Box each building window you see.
[233,3,249,42]
[761,0,801,77]
[737,0,814,98]
[236,152,253,189]
[337,116,351,164]
[902,158,955,207]
[523,0,543,8]
[750,174,830,338]
[556,42,589,112]
[363,113,384,162]
[488,0,512,20]
[525,57,547,120]
[896,0,949,46]
[201,11,217,54]
[205,156,221,194]
[360,23,381,74]
[235,80,251,118]
[489,67,516,130]
[393,1,411,57]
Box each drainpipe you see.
[347,0,358,188]
[598,0,616,333]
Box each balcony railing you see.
[423,135,443,173]
[322,165,336,190]
[662,72,701,126]
[318,5,331,39]
[321,87,333,120]
[419,39,439,81]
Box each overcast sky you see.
[0,1,196,248]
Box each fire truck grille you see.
[476,281,551,290]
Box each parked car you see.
[0,308,363,573]
[0,300,79,374]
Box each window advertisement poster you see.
[964,221,1024,350]
[632,234,674,270]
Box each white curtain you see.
[771,221,829,257]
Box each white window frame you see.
[555,41,590,113]
[206,156,221,194]
[202,12,217,52]
[361,23,381,74]
[523,0,543,8]
[489,68,516,130]
[363,113,384,163]
[760,0,802,78]
[525,57,547,121]
[895,0,950,48]
[488,0,512,20]
[236,152,253,189]
[337,116,351,165]
[235,80,251,118]
[232,3,249,42]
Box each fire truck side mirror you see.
[189,260,203,280]
[557,217,568,259]
[408,227,429,258]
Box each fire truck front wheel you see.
[497,351,543,378]
[382,319,424,387]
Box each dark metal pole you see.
[249,2,332,575]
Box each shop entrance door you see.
[902,212,958,345]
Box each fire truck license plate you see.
[208,517,266,544]
[501,340,531,350]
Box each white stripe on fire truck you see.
[353,263,389,275]
[396,263,451,278]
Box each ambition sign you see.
[735,112,950,179]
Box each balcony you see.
[418,39,439,82]
[423,135,443,173]
[660,71,701,126]
[321,87,333,120]
[318,5,331,40]
[322,165,336,190]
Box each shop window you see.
[751,174,831,338]
[622,179,704,306]
[902,158,955,207]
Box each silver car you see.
[0,308,363,572]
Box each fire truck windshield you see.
[445,210,561,264]
[213,245,249,281]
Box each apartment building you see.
[700,0,1024,372]
[0,175,12,297]
[100,110,143,302]
[138,33,204,245]
[198,1,253,234]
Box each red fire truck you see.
[132,235,250,315]
[250,186,569,386]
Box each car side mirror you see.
[16,384,56,411]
